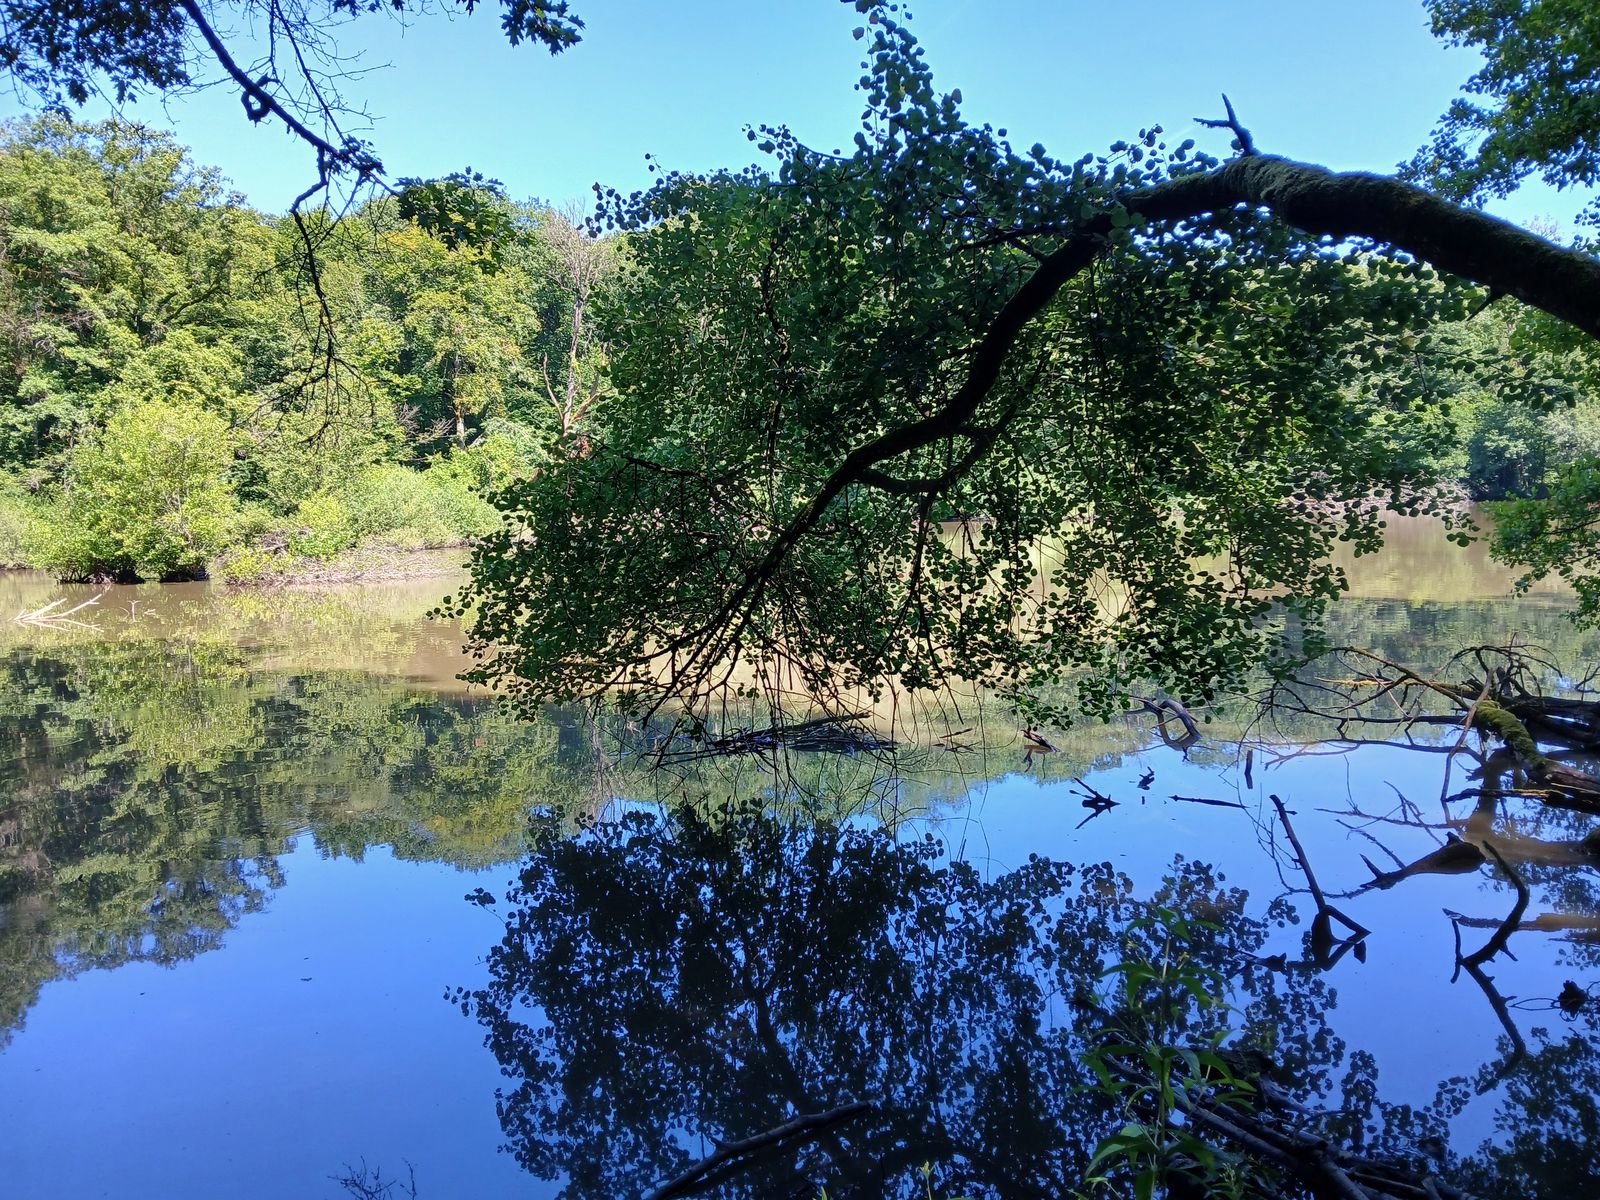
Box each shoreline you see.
[233,543,470,588]
[0,544,471,590]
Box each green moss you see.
[1472,700,1544,765]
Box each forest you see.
[0,115,615,583]
[0,105,1593,603]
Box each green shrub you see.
[0,476,31,567]
[241,406,403,512]
[474,419,545,484]
[213,542,293,584]
[333,458,499,547]
[288,490,356,559]
[421,453,499,538]
[28,401,239,581]
[335,464,454,545]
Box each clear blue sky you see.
[1,0,1579,228]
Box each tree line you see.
[0,114,617,583]
[1,112,1594,595]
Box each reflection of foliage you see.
[1456,1019,1600,1198]
[457,808,1600,1200]
[0,641,597,1041]
[455,808,1344,1200]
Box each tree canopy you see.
[8,1,1600,720]
[453,3,1600,724]
[0,114,616,581]
[1410,0,1600,226]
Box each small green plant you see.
[1077,908,1260,1200]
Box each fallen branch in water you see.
[643,1101,875,1200]
[1455,843,1531,973]
[1271,794,1369,968]
[1131,692,1201,749]
[1171,793,1247,810]
[652,714,897,762]
[1448,844,1531,1086]
[1105,1056,1479,1200]
[14,593,103,630]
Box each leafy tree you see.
[454,807,1345,1199]
[455,4,1600,724]
[0,116,262,474]
[29,399,239,581]
[455,806,1598,1198]
[526,204,621,445]
[1410,0,1600,225]
[361,220,537,448]
[396,169,520,266]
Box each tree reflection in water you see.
[457,809,1308,1197]
[456,807,1600,1200]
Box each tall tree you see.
[0,115,264,473]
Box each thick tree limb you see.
[681,156,1600,692]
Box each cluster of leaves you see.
[0,115,618,580]
[1080,908,1263,1200]
[1411,0,1600,226]
[458,3,1496,724]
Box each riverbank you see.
[221,542,470,587]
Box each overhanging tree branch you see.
[689,154,1600,686]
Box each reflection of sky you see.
[0,844,532,1200]
[5,737,1577,1196]
[4,526,1597,1195]
[914,738,1583,1149]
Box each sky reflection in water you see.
[0,522,1597,1198]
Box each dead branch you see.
[1271,794,1370,967]
[643,1101,874,1200]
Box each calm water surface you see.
[1,521,1596,1198]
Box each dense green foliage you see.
[1413,0,1600,226]
[2,2,1598,695]
[456,6,1600,725]
[1400,3,1600,619]
[0,115,616,581]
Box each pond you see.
[0,519,1595,1199]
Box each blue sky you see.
[1,0,1579,228]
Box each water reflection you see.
[3,518,1600,1197]
[0,641,591,1042]
[456,808,1599,1199]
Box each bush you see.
[333,458,499,547]
[240,405,403,512]
[420,453,499,539]
[0,477,31,567]
[288,490,356,559]
[28,401,239,581]
[213,541,291,584]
